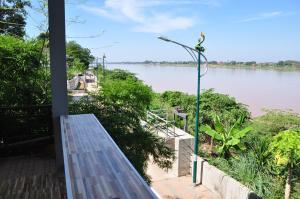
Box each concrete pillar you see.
[48,0,68,171]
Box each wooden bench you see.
[61,114,157,199]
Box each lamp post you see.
[102,53,106,80]
[158,33,207,185]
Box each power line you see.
[90,42,119,49]
[67,30,105,39]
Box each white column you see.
[48,0,68,170]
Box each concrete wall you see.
[162,127,194,177]
[146,121,260,199]
[192,156,260,199]
[176,137,194,176]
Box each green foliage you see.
[208,113,300,198]
[100,69,153,117]
[67,58,85,79]
[246,136,273,171]
[268,130,300,199]
[0,0,30,37]
[252,110,300,136]
[105,68,138,81]
[66,41,94,70]
[0,35,50,105]
[102,79,152,117]
[160,91,195,113]
[200,89,250,126]
[208,153,285,198]
[269,130,300,168]
[70,69,174,183]
[201,115,252,158]
[153,89,250,134]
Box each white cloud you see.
[238,11,293,23]
[80,0,201,33]
[133,14,195,33]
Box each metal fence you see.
[0,105,53,147]
[146,110,179,138]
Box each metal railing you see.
[146,110,179,138]
[0,105,53,147]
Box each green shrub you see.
[153,89,250,135]
[0,35,51,106]
[252,110,300,136]
[207,153,285,198]
[201,115,252,158]
[269,130,300,199]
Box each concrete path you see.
[85,71,98,93]
[147,161,220,199]
[68,70,98,101]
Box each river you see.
[107,63,300,117]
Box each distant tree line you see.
[112,60,300,68]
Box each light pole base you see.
[192,159,197,184]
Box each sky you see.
[26,0,300,62]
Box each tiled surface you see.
[147,160,220,199]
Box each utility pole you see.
[95,57,98,83]
[103,53,106,80]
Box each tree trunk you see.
[284,167,292,199]
[210,137,213,151]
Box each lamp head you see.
[158,36,171,42]
[201,32,205,38]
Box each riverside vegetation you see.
[150,84,300,199]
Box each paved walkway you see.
[68,70,99,101]
[147,161,220,199]
[85,71,98,93]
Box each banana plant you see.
[200,115,252,158]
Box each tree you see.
[70,69,174,183]
[102,79,152,117]
[201,115,252,158]
[200,89,250,127]
[66,41,94,70]
[67,58,85,78]
[154,89,250,135]
[0,0,30,37]
[269,130,300,199]
[0,35,50,106]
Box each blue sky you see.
[26,0,300,62]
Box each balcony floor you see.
[0,156,66,199]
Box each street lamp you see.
[102,53,106,79]
[158,33,208,185]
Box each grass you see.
[206,152,285,198]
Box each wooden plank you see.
[0,156,66,199]
[61,114,157,199]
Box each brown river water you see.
[107,64,300,117]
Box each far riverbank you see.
[108,61,300,72]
